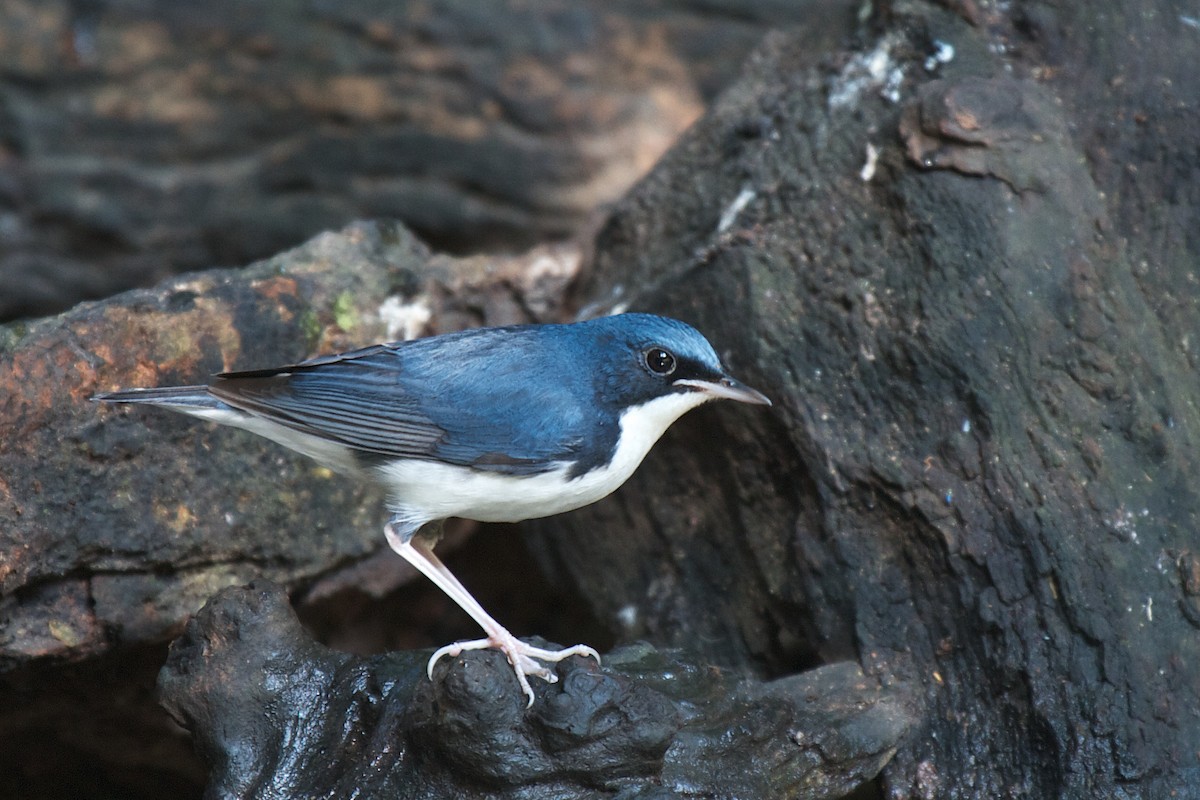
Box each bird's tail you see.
[92,385,221,410]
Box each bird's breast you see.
[376,390,711,524]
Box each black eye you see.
[644,347,676,375]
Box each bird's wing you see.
[209,332,595,474]
[209,346,446,460]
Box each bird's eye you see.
[644,347,677,375]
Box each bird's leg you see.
[384,521,600,707]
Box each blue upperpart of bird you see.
[93,312,771,705]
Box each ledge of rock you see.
[0,219,582,671]
[158,581,917,799]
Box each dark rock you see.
[660,662,912,798]
[529,0,1200,795]
[898,76,1081,193]
[0,642,204,799]
[158,581,916,799]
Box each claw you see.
[428,633,601,707]
[386,528,601,707]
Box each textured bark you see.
[0,0,853,321]
[156,581,915,799]
[528,1,1200,795]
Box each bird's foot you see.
[428,633,601,707]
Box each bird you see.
[93,312,771,705]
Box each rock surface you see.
[157,581,915,799]
[532,1,1200,795]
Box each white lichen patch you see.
[1109,504,1150,543]
[828,34,907,110]
[924,39,956,72]
[717,185,757,233]
[524,248,581,284]
[517,243,584,318]
[616,604,638,630]
[378,294,432,341]
[860,142,880,181]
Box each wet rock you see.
[159,581,917,799]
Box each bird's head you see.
[581,313,771,412]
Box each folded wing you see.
[209,333,593,475]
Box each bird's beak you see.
[675,376,772,406]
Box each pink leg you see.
[385,522,600,707]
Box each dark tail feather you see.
[92,385,220,409]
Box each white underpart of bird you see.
[181,404,364,474]
[378,391,718,704]
[376,389,711,523]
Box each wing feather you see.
[210,354,446,460]
[206,328,599,474]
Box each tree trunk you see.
[530,1,1200,795]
